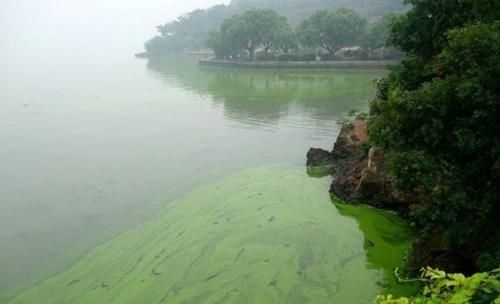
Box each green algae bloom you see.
[10,166,414,304]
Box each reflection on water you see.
[147,57,383,128]
[0,56,387,302]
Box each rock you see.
[331,121,368,161]
[306,148,335,177]
[355,146,404,207]
[306,148,333,167]
[308,120,407,208]
[308,120,477,274]
[407,235,476,275]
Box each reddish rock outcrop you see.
[307,120,406,208]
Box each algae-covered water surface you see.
[0,53,387,301]
[0,41,416,302]
[10,166,413,304]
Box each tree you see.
[298,8,367,54]
[154,5,229,53]
[272,20,298,54]
[364,13,398,50]
[143,0,407,55]
[368,0,500,270]
[237,9,283,59]
[144,35,183,55]
[362,13,402,59]
[205,30,226,59]
[256,10,286,56]
[205,9,287,61]
[218,14,247,60]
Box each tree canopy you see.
[298,8,367,54]
[368,0,500,270]
[205,9,292,60]
[363,13,397,50]
[205,7,394,61]
[143,0,406,55]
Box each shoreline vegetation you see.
[305,0,500,302]
[141,0,406,57]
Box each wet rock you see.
[306,148,333,167]
[306,148,335,177]
[407,235,476,275]
[308,120,407,208]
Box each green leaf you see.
[448,291,471,304]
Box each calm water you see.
[0,55,412,302]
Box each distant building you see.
[334,46,368,60]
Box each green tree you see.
[205,29,226,59]
[298,8,367,54]
[237,9,283,59]
[272,21,298,54]
[218,14,248,59]
[368,0,500,270]
[143,0,407,55]
[364,13,397,50]
[205,9,287,61]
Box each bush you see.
[255,53,277,61]
[320,53,337,61]
[277,54,300,61]
[368,8,500,268]
[300,53,317,61]
[377,267,500,304]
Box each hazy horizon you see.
[0,0,230,62]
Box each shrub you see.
[255,53,277,61]
[320,53,337,61]
[377,267,500,304]
[300,53,317,61]
[277,54,300,61]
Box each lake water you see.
[0,56,413,303]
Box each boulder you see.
[308,120,407,208]
[306,148,333,167]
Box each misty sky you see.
[0,0,229,61]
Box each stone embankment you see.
[199,59,399,69]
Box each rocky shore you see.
[307,120,408,210]
[308,120,476,274]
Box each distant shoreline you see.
[198,59,398,69]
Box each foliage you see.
[207,7,384,60]
[368,0,500,269]
[147,5,228,54]
[389,0,500,59]
[377,267,500,304]
[256,52,277,61]
[272,22,298,54]
[277,54,300,61]
[320,53,337,61]
[230,0,406,22]
[299,53,317,61]
[144,0,407,55]
[364,13,398,50]
[205,9,291,60]
[297,8,367,54]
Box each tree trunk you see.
[249,48,255,61]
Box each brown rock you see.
[308,120,407,208]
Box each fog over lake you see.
[0,1,411,303]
